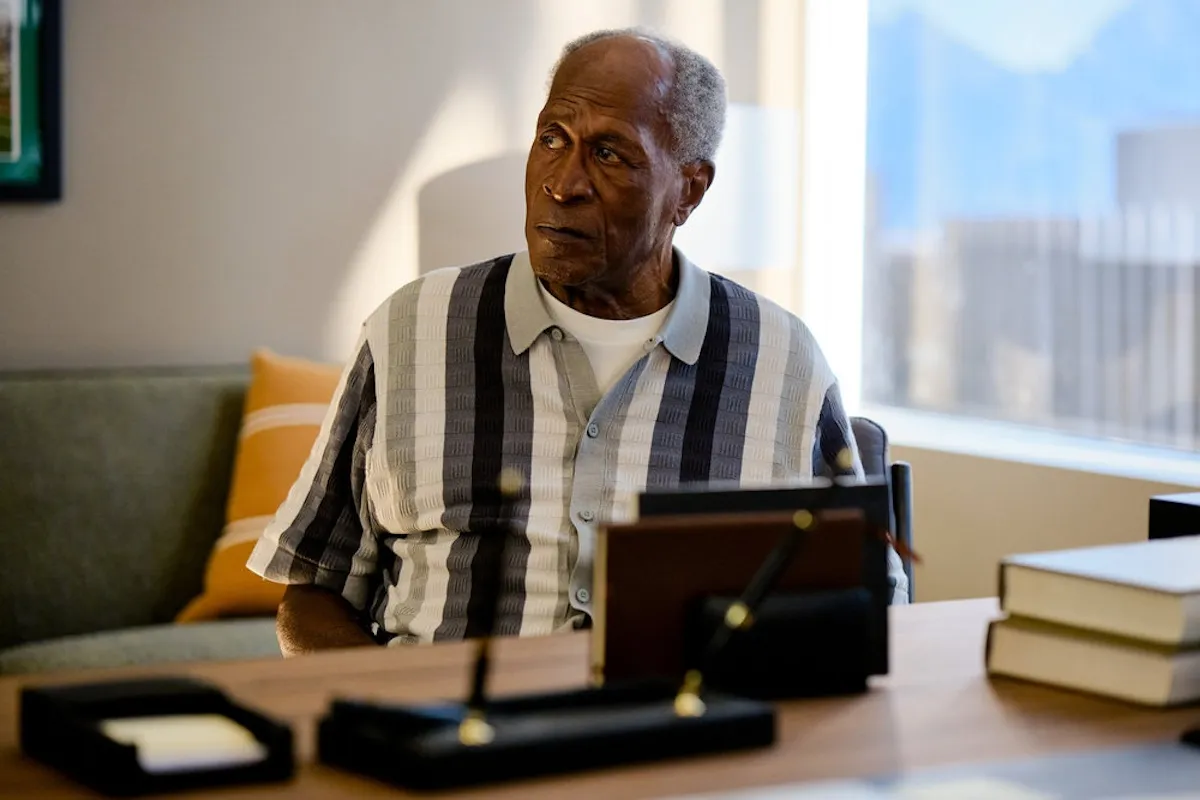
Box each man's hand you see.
[276,584,378,657]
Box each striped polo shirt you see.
[246,249,907,644]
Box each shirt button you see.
[575,588,591,604]
[551,328,564,341]
[642,339,655,352]
[586,422,599,438]
[579,509,595,522]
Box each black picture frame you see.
[0,0,61,201]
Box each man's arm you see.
[276,585,377,656]
[246,337,384,652]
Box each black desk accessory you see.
[685,509,819,685]
[891,461,915,597]
[1150,492,1200,540]
[19,676,294,797]
[638,475,897,676]
[1184,724,1200,749]
[685,585,875,700]
[674,508,875,705]
[316,469,777,792]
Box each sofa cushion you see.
[177,350,342,622]
[0,367,248,649]
[0,618,281,675]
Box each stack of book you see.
[985,535,1200,706]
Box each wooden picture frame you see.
[0,0,61,201]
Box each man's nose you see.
[543,150,595,204]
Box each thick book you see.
[998,535,1200,647]
[985,615,1200,706]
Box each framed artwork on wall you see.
[0,0,60,201]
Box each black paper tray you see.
[20,677,294,797]
[317,679,776,791]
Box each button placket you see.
[567,408,608,615]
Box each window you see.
[863,0,1200,452]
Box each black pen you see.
[675,507,818,717]
[458,468,523,746]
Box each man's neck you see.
[543,251,678,320]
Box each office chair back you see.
[850,417,915,602]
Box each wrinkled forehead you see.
[545,37,674,131]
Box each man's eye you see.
[540,133,566,150]
[595,147,621,164]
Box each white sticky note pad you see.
[99,714,268,774]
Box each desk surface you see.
[1,598,1195,799]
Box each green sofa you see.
[0,366,282,674]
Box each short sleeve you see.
[812,381,863,480]
[245,338,379,611]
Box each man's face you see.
[524,37,685,292]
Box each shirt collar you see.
[504,251,557,355]
[505,248,710,366]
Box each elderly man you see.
[248,28,908,656]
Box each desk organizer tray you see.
[20,677,294,797]
[317,678,775,791]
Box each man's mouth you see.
[536,224,591,242]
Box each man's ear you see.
[673,160,715,226]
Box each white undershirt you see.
[537,281,674,396]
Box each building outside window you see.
[863,0,1200,453]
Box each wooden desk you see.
[1,598,1194,799]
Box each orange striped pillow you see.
[176,349,342,622]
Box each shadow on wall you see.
[0,0,540,370]
[417,152,529,274]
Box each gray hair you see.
[552,28,727,164]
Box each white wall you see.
[896,444,1196,601]
[0,0,771,370]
